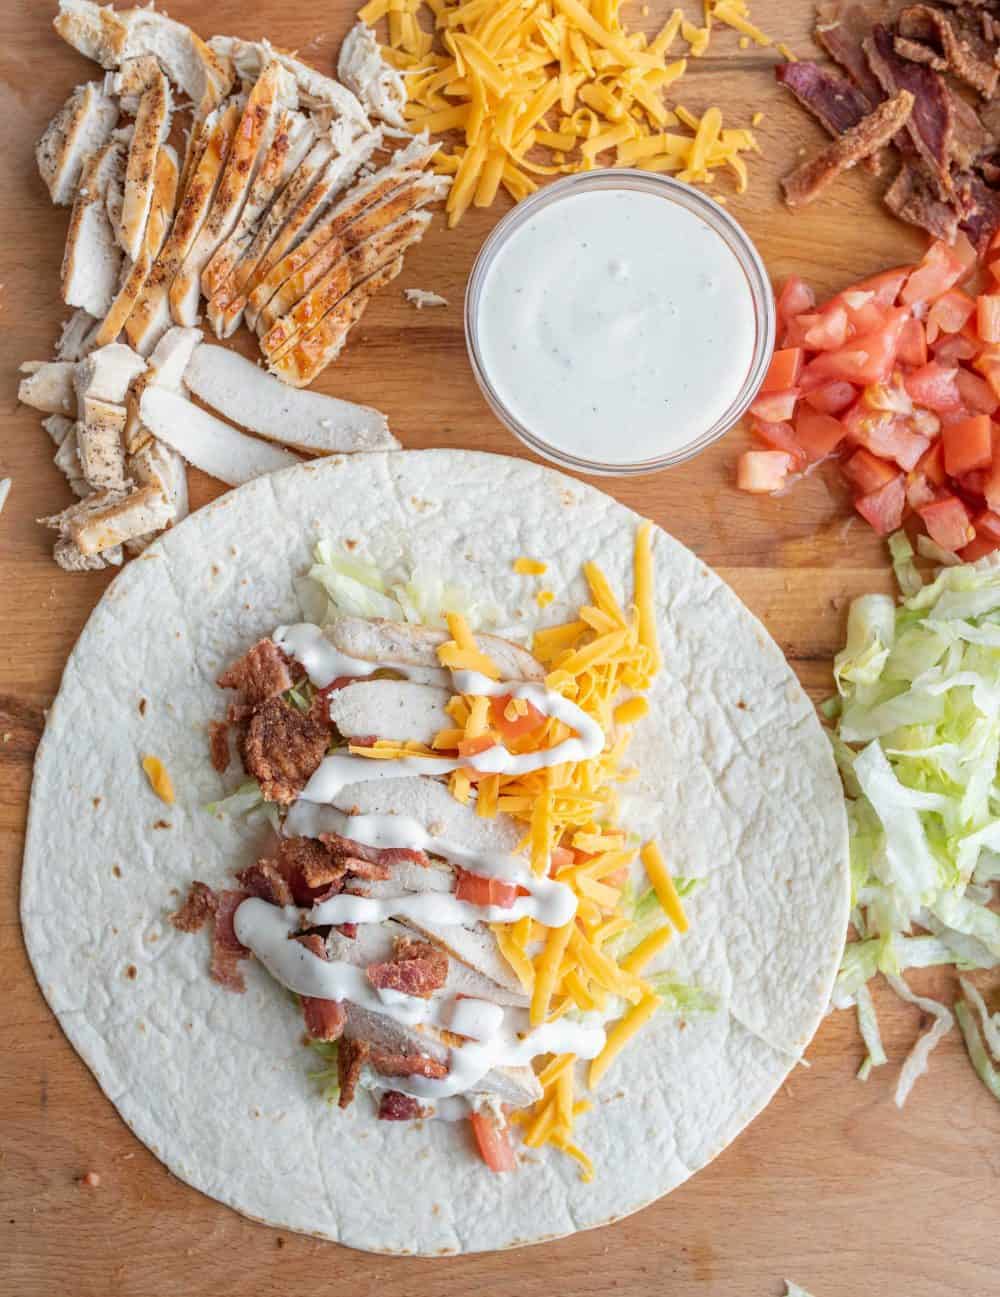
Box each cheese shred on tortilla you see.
[356,0,785,223]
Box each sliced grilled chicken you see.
[36,81,119,206]
[328,617,545,683]
[94,144,178,347]
[42,414,74,446]
[124,325,203,452]
[262,209,431,364]
[338,22,407,129]
[199,109,315,311]
[18,362,76,416]
[70,484,175,555]
[126,101,241,354]
[54,537,123,571]
[245,133,433,333]
[61,139,127,318]
[74,342,146,405]
[169,63,298,326]
[52,425,90,498]
[76,397,128,490]
[207,34,370,132]
[56,309,101,361]
[328,679,451,745]
[240,132,380,333]
[181,343,397,454]
[105,57,173,261]
[125,437,189,552]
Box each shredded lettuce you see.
[833,594,895,693]
[645,977,717,1013]
[954,999,1000,1102]
[783,1284,817,1297]
[854,982,886,1079]
[889,530,922,598]
[886,974,953,1108]
[205,779,264,817]
[958,976,1000,1061]
[306,1039,341,1104]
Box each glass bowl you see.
[464,169,776,477]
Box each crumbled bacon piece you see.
[378,1091,426,1121]
[816,0,886,105]
[169,880,217,932]
[286,836,348,890]
[208,720,230,774]
[318,832,429,871]
[776,61,872,137]
[885,162,961,242]
[236,860,294,907]
[369,1048,449,1080]
[366,936,448,999]
[291,934,346,1041]
[864,27,952,198]
[210,890,252,992]
[896,5,999,99]
[337,1038,370,1109]
[336,922,358,939]
[339,855,391,881]
[242,697,332,804]
[217,639,297,709]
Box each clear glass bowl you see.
[464,170,776,477]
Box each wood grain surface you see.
[2,2,998,1294]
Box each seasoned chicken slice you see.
[199,109,315,310]
[42,414,74,446]
[68,484,174,555]
[61,139,127,318]
[125,437,189,552]
[52,425,90,498]
[169,63,298,326]
[126,100,241,354]
[262,209,431,364]
[181,344,396,453]
[106,57,173,261]
[94,143,178,347]
[124,324,202,452]
[328,679,451,745]
[338,22,407,129]
[56,309,101,361]
[327,616,545,683]
[18,362,76,416]
[53,537,123,571]
[75,397,128,490]
[74,342,146,405]
[36,81,119,206]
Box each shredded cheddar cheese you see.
[141,755,174,804]
[514,556,548,575]
[357,0,786,223]
[640,839,689,933]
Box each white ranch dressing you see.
[475,188,758,466]
[274,622,449,688]
[234,898,604,1100]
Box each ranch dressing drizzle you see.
[274,622,449,688]
[234,898,604,1100]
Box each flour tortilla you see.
[21,450,849,1254]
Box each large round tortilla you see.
[22,449,849,1254]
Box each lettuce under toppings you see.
[831,543,1000,1104]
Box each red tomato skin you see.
[749,389,799,422]
[751,418,808,468]
[898,318,928,368]
[978,294,1000,345]
[843,448,900,494]
[943,414,994,476]
[469,1113,517,1173]
[803,380,856,414]
[932,333,979,365]
[760,347,804,393]
[927,288,976,342]
[803,307,908,386]
[843,404,930,471]
[904,362,962,412]
[489,695,545,742]
[853,267,910,308]
[803,305,850,351]
[901,241,966,306]
[777,275,815,327]
[455,868,518,909]
[974,509,1000,542]
[793,406,846,460]
[918,495,975,551]
[959,534,1000,562]
[837,292,886,337]
[855,475,906,535]
[955,368,999,415]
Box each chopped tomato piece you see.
[955,469,988,500]
[549,845,576,870]
[803,305,850,351]
[777,275,815,327]
[974,508,1000,542]
[897,318,928,368]
[843,403,930,471]
[915,439,947,486]
[803,307,908,386]
[951,231,979,282]
[760,347,804,393]
[927,289,976,343]
[751,418,808,468]
[985,429,1000,512]
[903,362,962,412]
[943,413,993,476]
[489,695,545,742]
[457,734,498,758]
[455,868,519,909]
[736,450,792,493]
[793,406,845,460]
[974,353,1000,401]
[932,333,979,365]
[918,494,975,551]
[803,379,856,414]
[978,294,1000,344]
[959,534,1000,562]
[901,240,967,307]
[855,475,905,535]
[470,1112,517,1173]
[956,368,1000,415]
[843,447,900,495]
[749,389,799,422]
[853,266,910,308]
[837,290,886,337]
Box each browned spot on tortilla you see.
[345,538,358,550]
[736,700,747,710]
[125,965,137,980]
[92,796,101,808]
[138,698,148,716]
[153,820,170,830]
[112,865,122,878]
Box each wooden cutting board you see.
[2,2,998,1293]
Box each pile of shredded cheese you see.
[356,0,792,224]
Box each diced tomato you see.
[760,347,804,393]
[804,379,856,414]
[918,494,975,551]
[454,868,519,909]
[489,695,545,742]
[843,403,930,470]
[974,508,1000,542]
[926,289,976,343]
[736,450,792,493]
[457,734,498,758]
[985,428,1000,512]
[853,266,910,309]
[901,240,967,307]
[978,294,1000,344]
[906,473,938,511]
[943,413,993,476]
[549,845,576,871]
[959,534,1000,562]
[915,439,947,487]
[843,447,900,495]
[955,469,988,500]
[974,352,1000,402]
[777,275,815,327]
[470,1112,517,1173]
[932,333,979,365]
[751,418,808,468]
[956,368,999,415]
[803,305,850,351]
[803,307,908,386]
[951,231,979,283]
[938,406,973,428]
[836,290,886,337]
[897,317,928,368]
[749,389,799,422]
[855,475,905,535]
[903,361,962,412]
[793,406,846,460]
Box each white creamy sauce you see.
[274,622,449,688]
[475,189,757,466]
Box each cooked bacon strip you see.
[278,834,348,897]
[366,936,448,999]
[217,638,296,709]
[170,880,217,932]
[291,934,347,1041]
[782,89,914,207]
[208,719,230,773]
[958,172,1000,253]
[864,26,953,197]
[815,1,886,105]
[369,1047,449,1079]
[242,696,332,804]
[210,889,252,992]
[776,61,873,135]
[236,859,295,907]
[340,855,391,880]
[949,90,992,168]
[318,831,428,870]
[338,1038,370,1108]
[894,36,947,71]
[378,1091,427,1120]
[897,5,999,99]
[885,161,961,242]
